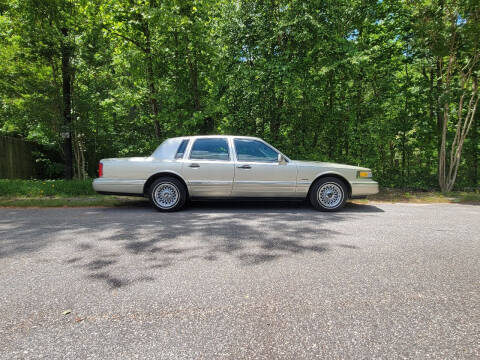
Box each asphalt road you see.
[0,201,479,359]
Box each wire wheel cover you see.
[154,183,180,209]
[317,183,343,208]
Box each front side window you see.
[234,139,278,162]
[189,138,230,161]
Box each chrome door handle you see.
[189,163,200,168]
[237,164,251,169]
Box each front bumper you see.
[92,178,145,195]
[350,180,379,197]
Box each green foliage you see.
[0,0,479,189]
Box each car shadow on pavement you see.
[0,201,383,289]
[115,198,385,213]
[184,199,384,213]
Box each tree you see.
[8,0,81,179]
[412,0,480,191]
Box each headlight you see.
[357,170,372,179]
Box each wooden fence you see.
[0,136,36,179]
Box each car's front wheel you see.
[309,177,347,211]
[148,177,187,212]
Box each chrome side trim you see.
[234,180,296,186]
[187,180,233,197]
[188,180,233,186]
[297,180,312,185]
[94,179,146,185]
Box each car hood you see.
[292,160,369,171]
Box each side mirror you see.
[278,153,287,165]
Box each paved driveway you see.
[0,202,479,359]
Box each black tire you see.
[309,177,348,212]
[148,177,187,212]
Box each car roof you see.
[162,135,290,161]
[168,135,263,141]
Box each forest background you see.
[1,0,479,192]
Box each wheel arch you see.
[143,171,189,197]
[307,172,352,199]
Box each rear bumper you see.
[92,178,145,195]
[350,180,379,197]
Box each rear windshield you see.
[151,138,184,159]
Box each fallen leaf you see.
[62,310,72,315]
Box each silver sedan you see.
[93,135,378,211]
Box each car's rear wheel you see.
[148,177,187,212]
[309,177,347,211]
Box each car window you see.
[234,139,278,162]
[175,139,189,159]
[190,138,230,161]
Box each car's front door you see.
[182,137,234,197]
[232,138,298,197]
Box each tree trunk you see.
[61,27,73,180]
[465,111,478,187]
[188,53,209,133]
[141,0,161,139]
[269,89,282,143]
[190,58,200,112]
[473,114,478,187]
[402,63,410,187]
[436,13,480,192]
[439,68,479,192]
[143,27,161,138]
[146,48,161,138]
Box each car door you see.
[182,137,234,197]
[232,138,298,197]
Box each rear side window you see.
[190,138,230,161]
[175,139,189,159]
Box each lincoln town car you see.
[93,135,378,211]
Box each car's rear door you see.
[232,138,297,197]
[182,137,234,197]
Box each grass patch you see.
[364,189,480,204]
[454,192,480,203]
[0,179,95,198]
[0,179,147,207]
[0,195,147,208]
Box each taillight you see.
[98,162,103,177]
